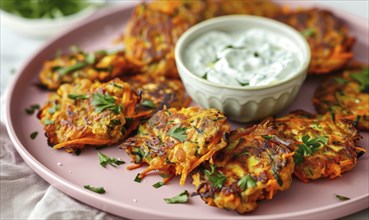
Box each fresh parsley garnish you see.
[334,77,348,85]
[350,68,369,92]
[301,28,316,37]
[294,135,328,165]
[204,164,227,189]
[153,181,164,188]
[237,175,256,191]
[43,119,54,125]
[98,152,125,168]
[25,104,40,115]
[110,82,123,89]
[334,194,350,201]
[134,173,142,183]
[68,94,89,100]
[84,185,105,194]
[261,135,273,140]
[91,92,122,114]
[167,124,187,142]
[164,190,189,204]
[85,53,95,64]
[30,131,38,140]
[48,104,60,114]
[141,100,156,109]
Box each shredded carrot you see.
[138,166,156,179]
[127,163,144,170]
[53,137,115,149]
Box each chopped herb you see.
[351,68,369,92]
[301,28,316,37]
[134,173,142,183]
[334,194,350,201]
[294,135,327,165]
[331,112,336,122]
[110,119,121,125]
[237,175,256,191]
[334,77,348,85]
[58,62,88,76]
[167,124,187,142]
[160,173,170,178]
[30,131,38,140]
[132,148,146,163]
[48,104,60,114]
[91,92,122,114]
[98,152,125,168]
[43,119,54,125]
[164,190,189,204]
[153,181,164,188]
[85,53,96,64]
[75,149,81,156]
[204,164,226,189]
[70,45,84,54]
[96,50,108,55]
[141,100,156,109]
[272,167,283,186]
[25,104,40,115]
[262,135,273,140]
[238,80,249,87]
[110,82,123,89]
[68,94,89,100]
[84,185,105,194]
[353,116,361,128]
[202,72,208,80]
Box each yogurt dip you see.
[184,28,302,87]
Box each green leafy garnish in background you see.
[1,0,91,19]
[237,175,256,191]
[164,190,189,204]
[334,194,350,201]
[167,124,187,142]
[98,152,125,168]
[350,68,369,92]
[25,104,40,115]
[204,164,227,189]
[91,92,122,114]
[294,135,328,165]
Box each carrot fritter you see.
[192,121,294,213]
[38,78,149,153]
[313,63,369,130]
[274,8,355,74]
[120,107,230,185]
[122,0,285,78]
[274,110,363,183]
[38,48,138,90]
[123,75,191,112]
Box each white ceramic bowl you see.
[0,1,104,39]
[175,15,310,123]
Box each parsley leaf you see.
[294,135,328,165]
[134,173,142,183]
[68,94,89,100]
[48,104,60,114]
[84,185,105,194]
[43,119,54,125]
[334,77,348,85]
[98,152,125,168]
[153,181,164,188]
[30,131,38,140]
[58,62,88,76]
[334,194,350,201]
[25,104,40,115]
[91,92,122,114]
[167,124,187,142]
[85,53,96,64]
[301,28,316,37]
[351,68,369,92]
[141,100,156,109]
[164,190,189,204]
[204,164,227,189]
[237,175,256,191]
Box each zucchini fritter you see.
[124,75,191,111]
[192,121,294,213]
[313,63,369,130]
[122,0,284,78]
[274,110,363,183]
[274,8,355,74]
[120,107,230,185]
[39,49,138,90]
[38,78,148,153]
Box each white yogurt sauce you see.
[185,28,301,87]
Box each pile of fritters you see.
[193,121,294,213]
[121,107,230,185]
[274,110,363,183]
[313,63,369,130]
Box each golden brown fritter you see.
[274,110,364,183]
[37,78,149,153]
[313,63,369,130]
[274,8,355,74]
[192,121,294,213]
[122,0,285,78]
[120,107,230,185]
[123,75,191,111]
[38,48,138,90]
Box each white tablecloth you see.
[1,1,368,219]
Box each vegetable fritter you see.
[120,107,230,185]
[313,63,369,130]
[192,121,294,213]
[38,78,149,153]
[274,8,355,74]
[124,75,191,112]
[122,0,285,78]
[39,48,138,90]
[274,110,364,183]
